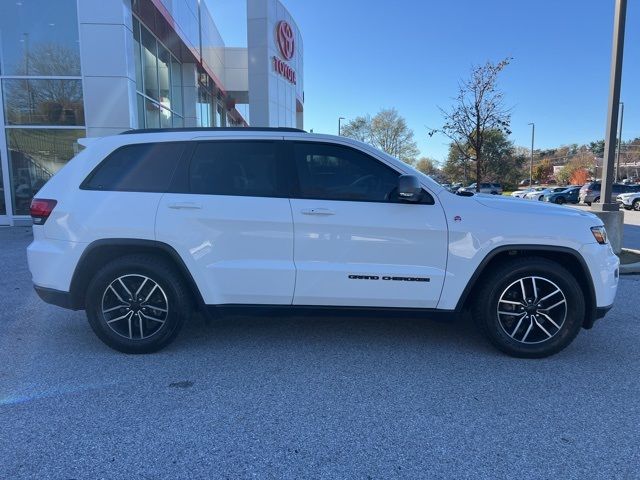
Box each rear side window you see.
[189,141,285,197]
[82,142,184,192]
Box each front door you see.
[288,141,448,309]
[156,139,296,306]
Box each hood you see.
[472,193,600,221]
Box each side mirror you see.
[397,175,422,202]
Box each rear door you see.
[156,139,295,305]
[287,140,448,308]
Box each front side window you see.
[189,141,284,197]
[293,143,399,202]
[82,143,184,192]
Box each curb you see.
[620,248,640,275]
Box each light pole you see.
[528,123,535,186]
[338,117,345,136]
[615,101,624,181]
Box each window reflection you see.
[0,0,80,76]
[3,79,84,126]
[133,18,183,128]
[7,129,84,215]
[0,166,6,215]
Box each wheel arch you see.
[69,239,205,311]
[457,245,597,329]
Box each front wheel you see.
[634,199,640,211]
[85,255,192,353]
[556,196,566,204]
[473,257,584,358]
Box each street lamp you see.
[528,123,535,186]
[615,101,624,181]
[338,117,345,136]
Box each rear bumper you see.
[33,285,80,310]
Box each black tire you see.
[556,196,566,204]
[538,195,544,201]
[472,257,585,358]
[85,254,191,353]
[634,199,640,211]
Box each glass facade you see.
[7,129,84,215]
[132,17,184,128]
[0,0,81,76]
[0,0,85,220]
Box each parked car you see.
[544,186,581,204]
[616,191,640,211]
[28,127,618,358]
[579,182,640,205]
[458,182,503,195]
[511,187,536,198]
[524,187,566,201]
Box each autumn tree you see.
[341,108,419,164]
[430,58,512,192]
[414,157,440,176]
[532,158,554,183]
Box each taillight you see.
[30,198,57,225]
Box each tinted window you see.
[293,143,400,202]
[83,142,184,192]
[189,141,284,197]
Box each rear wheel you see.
[473,257,584,358]
[85,255,191,353]
[594,197,601,203]
[634,199,640,211]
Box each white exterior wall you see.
[78,0,138,137]
[247,0,303,128]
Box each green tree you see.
[442,129,524,189]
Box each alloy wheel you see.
[496,276,567,344]
[101,274,169,340]
[634,200,640,211]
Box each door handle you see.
[168,202,202,210]
[300,208,335,216]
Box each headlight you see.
[591,226,608,244]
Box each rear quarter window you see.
[81,142,185,192]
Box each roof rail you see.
[119,127,306,135]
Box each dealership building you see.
[0,0,303,225]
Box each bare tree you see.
[340,115,371,143]
[430,58,512,192]
[341,108,419,164]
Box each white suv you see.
[27,128,619,357]
[616,191,640,211]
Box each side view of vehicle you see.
[579,181,640,205]
[458,182,503,195]
[544,186,581,204]
[524,186,566,201]
[27,128,619,358]
[617,191,640,211]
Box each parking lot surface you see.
[1,227,639,479]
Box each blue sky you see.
[208,0,639,163]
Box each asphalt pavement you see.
[1,227,639,479]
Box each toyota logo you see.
[276,21,295,61]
